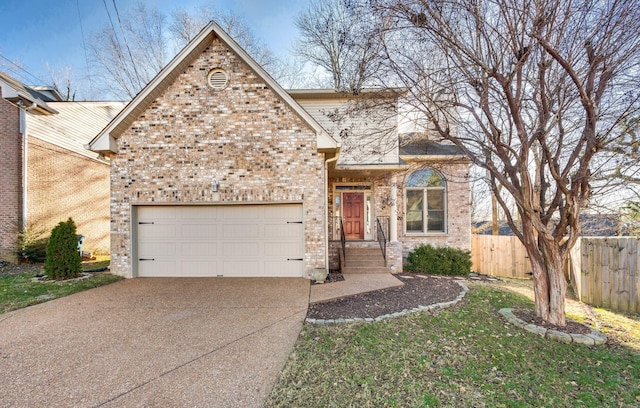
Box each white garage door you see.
[136,204,304,277]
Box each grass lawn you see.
[0,257,122,314]
[267,281,640,408]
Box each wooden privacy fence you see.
[471,234,531,279]
[471,234,640,314]
[569,237,640,314]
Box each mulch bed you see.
[307,274,463,320]
[512,309,592,335]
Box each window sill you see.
[404,232,448,237]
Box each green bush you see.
[44,218,82,280]
[16,226,48,263]
[405,244,471,276]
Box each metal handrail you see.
[339,217,346,267]
[376,217,387,267]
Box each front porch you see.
[328,173,404,275]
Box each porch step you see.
[342,266,390,274]
[342,246,389,274]
[345,259,386,267]
[345,248,385,257]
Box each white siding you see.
[296,98,399,165]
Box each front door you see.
[343,192,364,240]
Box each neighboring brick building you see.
[0,72,124,261]
[89,21,470,279]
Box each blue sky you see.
[0,0,305,93]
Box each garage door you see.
[136,205,304,277]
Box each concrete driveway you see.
[0,277,309,407]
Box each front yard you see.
[0,258,122,314]
[266,280,640,407]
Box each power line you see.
[75,0,94,97]
[0,53,47,85]
[111,0,143,89]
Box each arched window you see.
[405,169,446,233]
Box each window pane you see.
[406,169,444,188]
[427,210,445,232]
[406,190,424,232]
[427,189,444,211]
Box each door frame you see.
[332,183,373,241]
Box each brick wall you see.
[397,162,471,257]
[109,37,326,278]
[327,161,471,271]
[0,92,22,261]
[27,138,110,254]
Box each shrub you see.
[44,218,82,280]
[406,244,472,276]
[16,225,48,263]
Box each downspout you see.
[324,154,339,272]
[18,102,36,230]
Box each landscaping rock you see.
[571,333,596,346]
[546,330,572,343]
[524,324,548,337]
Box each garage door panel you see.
[223,242,259,256]
[181,223,218,238]
[264,241,302,256]
[181,206,218,219]
[223,261,260,275]
[222,224,259,238]
[139,260,176,277]
[264,223,302,238]
[136,204,304,277]
[139,224,176,239]
[182,261,218,276]
[181,242,217,256]
[139,206,177,220]
[139,242,176,257]
[223,206,259,219]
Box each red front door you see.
[343,192,364,240]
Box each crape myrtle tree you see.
[372,0,640,325]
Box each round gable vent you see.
[207,68,229,91]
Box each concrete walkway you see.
[0,278,309,407]
[310,273,404,304]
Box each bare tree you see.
[169,6,278,72]
[295,0,386,91]
[373,0,640,325]
[90,3,167,99]
[90,3,288,99]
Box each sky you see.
[0,0,306,98]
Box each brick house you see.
[0,72,124,261]
[89,21,470,279]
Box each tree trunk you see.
[529,247,567,326]
[521,219,567,326]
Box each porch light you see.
[212,179,219,192]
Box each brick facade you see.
[27,138,110,254]
[0,90,22,261]
[109,37,326,278]
[396,162,471,257]
[327,161,471,271]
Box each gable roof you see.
[88,21,338,154]
[28,101,126,162]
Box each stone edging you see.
[498,308,607,346]
[305,279,469,325]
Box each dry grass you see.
[267,279,640,407]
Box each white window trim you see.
[403,176,448,236]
